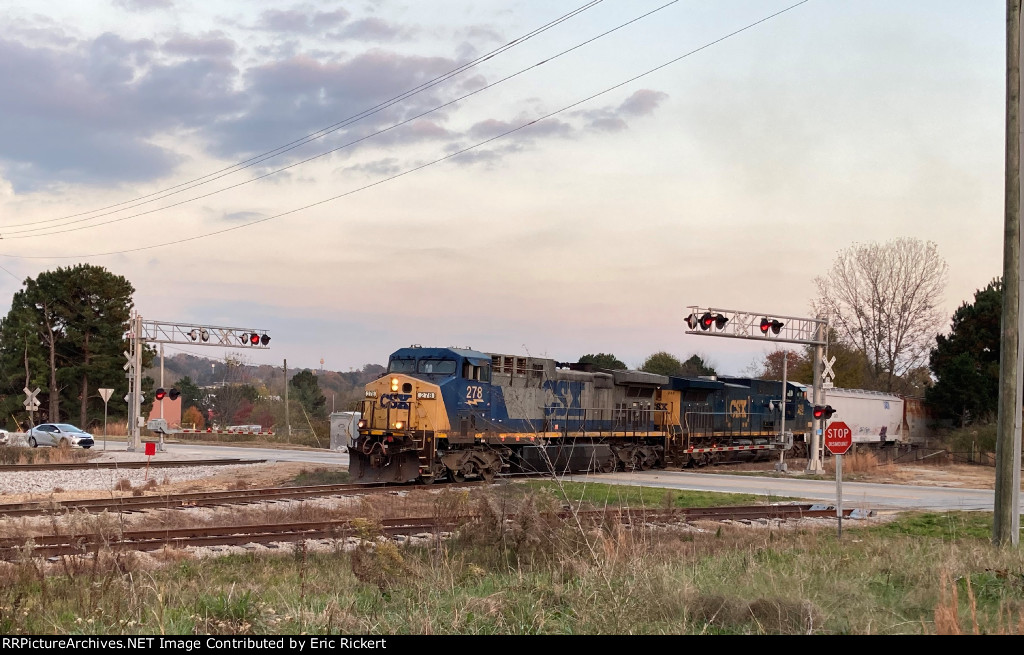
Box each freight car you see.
[789,385,932,450]
[349,346,815,483]
[815,387,904,445]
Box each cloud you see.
[618,89,668,116]
[163,33,237,59]
[0,28,241,191]
[205,50,457,160]
[576,89,668,133]
[330,17,409,42]
[113,0,174,10]
[587,117,628,133]
[344,157,402,177]
[256,7,350,34]
[0,14,661,194]
[222,211,263,222]
[468,116,573,141]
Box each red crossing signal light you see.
[813,405,836,420]
[759,318,784,335]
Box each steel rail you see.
[0,504,866,560]
[0,481,484,517]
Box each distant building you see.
[147,397,182,428]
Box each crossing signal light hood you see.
[813,405,836,420]
[759,318,784,335]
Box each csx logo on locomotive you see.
[380,393,412,409]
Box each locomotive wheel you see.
[481,467,496,484]
[420,475,436,485]
[449,470,467,483]
[599,458,616,474]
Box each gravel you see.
[0,462,266,495]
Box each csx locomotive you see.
[349,346,815,483]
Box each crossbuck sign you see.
[23,387,40,411]
[821,354,836,389]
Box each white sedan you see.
[26,423,95,449]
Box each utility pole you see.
[995,0,1023,547]
[284,358,290,441]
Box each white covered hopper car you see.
[821,388,905,445]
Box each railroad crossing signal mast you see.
[684,307,829,473]
[125,314,272,451]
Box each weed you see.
[289,468,350,486]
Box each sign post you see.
[144,441,156,480]
[98,388,114,450]
[824,420,853,539]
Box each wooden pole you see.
[995,0,1022,547]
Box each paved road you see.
[93,441,350,467]
[572,469,1009,512]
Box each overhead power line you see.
[2,0,606,231]
[0,0,811,260]
[0,0,682,240]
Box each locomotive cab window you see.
[462,362,491,381]
[388,358,416,373]
[626,387,655,398]
[418,359,456,375]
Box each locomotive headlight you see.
[357,419,366,429]
[394,421,404,429]
[390,377,399,391]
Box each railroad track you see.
[0,458,266,472]
[0,504,869,560]
[0,481,484,518]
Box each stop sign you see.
[824,421,852,455]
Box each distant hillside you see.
[143,353,385,412]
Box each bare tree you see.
[814,238,948,392]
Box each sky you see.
[0,0,1008,376]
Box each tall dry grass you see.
[823,449,892,474]
[4,485,1024,634]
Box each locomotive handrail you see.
[683,410,775,440]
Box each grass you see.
[287,468,350,486]
[942,424,998,454]
[3,483,1024,634]
[525,480,786,508]
[0,446,97,465]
